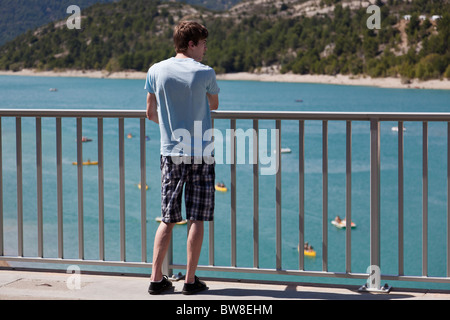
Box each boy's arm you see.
[207,93,219,111]
[146,92,159,124]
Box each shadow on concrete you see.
[205,286,415,300]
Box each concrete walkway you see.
[0,269,449,300]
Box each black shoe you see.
[182,276,208,295]
[148,275,174,295]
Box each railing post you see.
[398,121,404,276]
[422,122,428,277]
[76,117,84,260]
[322,120,328,272]
[98,118,105,261]
[448,122,450,278]
[360,119,391,293]
[230,119,237,267]
[56,118,64,259]
[345,120,352,274]
[0,117,3,257]
[36,117,43,258]
[118,118,125,261]
[162,237,173,277]
[276,120,282,270]
[16,117,23,257]
[253,119,259,269]
[140,118,147,263]
[370,119,380,269]
[299,120,305,271]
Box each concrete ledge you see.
[1,269,449,300]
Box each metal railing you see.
[0,109,449,287]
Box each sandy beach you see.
[0,69,147,80]
[1,68,449,90]
[216,72,450,90]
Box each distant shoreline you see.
[1,68,449,90]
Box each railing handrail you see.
[2,109,450,121]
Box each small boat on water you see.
[81,136,92,142]
[391,126,406,132]
[49,88,58,92]
[215,182,227,192]
[298,243,316,257]
[331,216,356,229]
[273,147,291,154]
[138,183,148,190]
[72,160,98,166]
[155,217,187,225]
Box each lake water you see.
[1,75,450,290]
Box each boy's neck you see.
[175,52,191,59]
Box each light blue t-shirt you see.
[145,57,220,157]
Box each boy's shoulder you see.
[148,58,215,76]
[148,57,172,71]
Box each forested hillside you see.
[0,0,116,45]
[0,0,240,45]
[0,0,449,80]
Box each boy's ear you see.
[188,40,195,48]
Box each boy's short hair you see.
[173,21,208,53]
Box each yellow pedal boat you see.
[138,183,149,190]
[215,183,227,192]
[298,244,316,257]
[72,160,98,165]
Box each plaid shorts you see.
[160,156,215,223]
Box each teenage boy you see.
[145,21,219,295]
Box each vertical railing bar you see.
[276,120,282,270]
[76,118,84,260]
[299,120,305,271]
[322,120,328,272]
[253,119,259,269]
[140,118,147,263]
[422,121,428,277]
[230,119,236,267]
[398,121,404,276]
[97,118,105,261]
[56,118,63,258]
[36,117,43,258]
[0,117,3,256]
[209,217,215,266]
[162,234,173,276]
[209,119,215,266]
[370,119,381,268]
[119,118,126,262]
[16,117,23,257]
[448,122,450,277]
[345,120,352,274]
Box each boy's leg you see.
[185,220,204,284]
[152,155,183,282]
[182,159,214,291]
[150,221,175,282]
